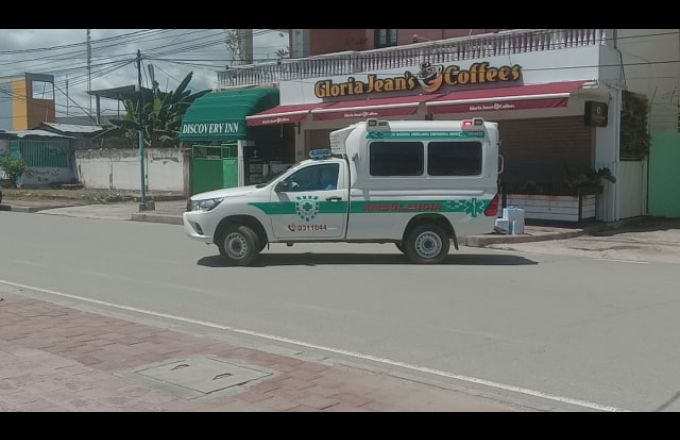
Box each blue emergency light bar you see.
[309,149,332,160]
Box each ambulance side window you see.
[369,142,424,176]
[282,163,339,192]
[427,141,482,176]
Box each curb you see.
[465,230,584,247]
[582,216,666,235]
[130,212,183,225]
[0,203,82,213]
[1,205,44,213]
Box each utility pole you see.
[65,74,69,116]
[224,29,253,66]
[87,29,92,116]
[137,49,146,210]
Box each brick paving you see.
[0,287,525,412]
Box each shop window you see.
[427,142,482,176]
[375,29,398,48]
[369,142,424,176]
[305,129,334,157]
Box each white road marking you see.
[592,258,649,264]
[0,278,630,412]
[12,260,48,267]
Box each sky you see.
[0,29,289,121]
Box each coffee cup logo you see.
[416,62,445,93]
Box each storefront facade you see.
[244,31,639,222]
[180,87,294,190]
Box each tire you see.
[395,242,407,255]
[404,223,450,264]
[256,236,268,253]
[217,225,260,266]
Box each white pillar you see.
[237,140,246,187]
[594,87,621,222]
[294,124,306,162]
[238,139,256,186]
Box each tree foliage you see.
[98,64,211,148]
[1,157,27,188]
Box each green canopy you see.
[179,87,279,142]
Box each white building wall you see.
[75,148,185,193]
[617,160,645,219]
[617,29,680,134]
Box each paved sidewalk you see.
[0,286,524,412]
[490,220,680,264]
[465,225,583,247]
[2,200,187,221]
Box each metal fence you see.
[9,139,70,168]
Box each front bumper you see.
[183,211,212,243]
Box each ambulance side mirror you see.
[275,181,289,192]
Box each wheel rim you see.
[225,232,248,260]
[414,231,443,259]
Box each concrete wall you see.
[294,29,505,56]
[617,29,680,134]
[309,29,368,55]
[21,166,74,187]
[75,148,185,193]
[616,160,645,219]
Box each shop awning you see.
[426,81,591,115]
[179,88,279,142]
[246,103,331,127]
[311,95,442,121]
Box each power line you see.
[0,29,177,71]
[54,82,96,122]
[0,29,275,80]
[0,60,135,111]
[87,29,92,115]
[0,29,155,55]
[151,62,183,85]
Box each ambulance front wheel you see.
[404,223,450,264]
[217,225,260,266]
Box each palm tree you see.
[98,64,211,148]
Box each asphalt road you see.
[1,211,679,412]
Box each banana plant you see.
[97,64,211,148]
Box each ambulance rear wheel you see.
[404,223,450,264]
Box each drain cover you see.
[134,358,272,396]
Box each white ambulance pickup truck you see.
[183,118,501,265]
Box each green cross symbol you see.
[303,202,313,211]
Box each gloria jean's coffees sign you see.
[314,62,523,98]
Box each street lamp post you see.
[137,49,147,211]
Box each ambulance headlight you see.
[190,197,224,212]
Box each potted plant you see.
[1,157,27,188]
[565,167,616,194]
